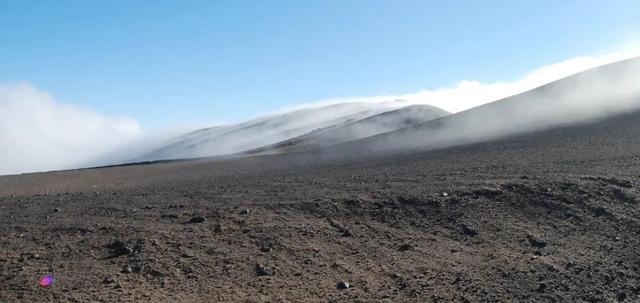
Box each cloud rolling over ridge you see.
[1,49,639,175]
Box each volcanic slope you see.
[2,104,640,302]
[333,56,640,155]
[247,104,449,155]
[2,58,640,302]
[139,101,406,161]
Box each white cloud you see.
[2,49,639,175]
[0,83,143,175]
[277,49,640,114]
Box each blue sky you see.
[1,0,639,128]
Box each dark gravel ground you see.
[1,110,640,302]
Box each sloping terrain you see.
[2,58,640,302]
[136,57,640,164]
[334,56,640,155]
[247,104,449,155]
[2,104,640,302]
[139,102,406,161]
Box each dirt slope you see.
[2,106,640,302]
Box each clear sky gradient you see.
[1,0,639,128]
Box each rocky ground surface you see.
[2,111,640,302]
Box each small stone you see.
[260,246,272,253]
[239,209,250,215]
[103,277,116,284]
[537,283,547,293]
[340,228,353,237]
[212,224,222,233]
[399,244,413,252]
[187,216,206,224]
[618,292,627,302]
[462,224,478,236]
[565,261,575,269]
[441,192,449,197]
[593,207,609,217]
[473,187,504,197]
[121,265,133,273]
[53,208,61,213]
[527,234,547,248]
[108,240,133,257]
[336,281,350,289]
[255,263,274,276]
[614,236,622,242]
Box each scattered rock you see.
[239,209,250,215]
[537,283,547,293]
[213,224,223,233]
[462,224,478,236]
[340,228,353,237]
[592,207,609,217]
[527,234,547,248]
[609,188,636,204]
[53,208,61,213]
[260,246,272,253]
[473,187,504,197]
[255,263,274,276]
[452,275,462,285]
[103,276,116,284]
[399,243,413,252]
[336,281,350,289]
[605,177,634,188]
[108,240,133,257]
[566,261,575,269]
[327,218,352,237]
[20,252,40,260]
[121,265,133,273]
[187,216,206,224]
[441,192,449,197]
[397,195,422,205]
